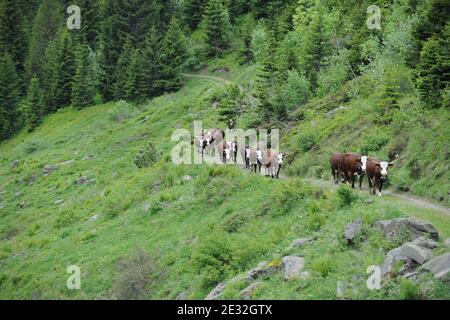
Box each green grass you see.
[0,65,449,300]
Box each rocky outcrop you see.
[240,282,262,300]
[282,256,305,281]
[380,241,434,278]
[289,238,314,249]
[43,164,58,176]
[344,219,363,244]
[374,218,439,241]
[422,252,450,282]
[205,282,227,300]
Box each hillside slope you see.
[1,68,449,300]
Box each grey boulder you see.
[374,218,438,241]
[422,252,450,282]
[282,256,305,281]
[344,219,363,244]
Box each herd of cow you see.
[194,128,397,197]
[194,128,285,179]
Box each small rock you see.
[344,219,363,244]
[300,271,310,280]
[247,261,279,280]
[87,214,99,223]
[176,292,188,300]
[282,256,305,281]
[205,282,226,300]
[10,160,20,169]
[182,175,193,181]
[212,101,220,108]
[15,191,22,198]
[75,176,95,185]
[59,159,75,166]
[411,236,438,249]
[19,202,27,209]
[140,115,150,124]
[43,164,58,176]
[82,155,94,161]
[240,282,262,300]
[336,281,346,299]
[54,199,64,205]
[289,238,314,249]
[422,252,450,282]
[374,218,439,241]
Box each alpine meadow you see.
[0,0,450,302]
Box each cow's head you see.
[256,150,263,162]
[379,161,394,180]
[361,156,368,172]
[276,153,284,165]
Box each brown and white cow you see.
[330,153,346,184]
[366,156,398,197]
[202,128,224,156]
[260,149,284,179]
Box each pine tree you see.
[416,24,450,109]
[52,31,77,109]
[0,53,21,139]
[23,77,42,132]
[0,0,28,76]
[203,0,231,57]
[157,18,187,93]
[25,0,63,82]
[218,84,241,126]
[184,0,206,30]
[254,29,277,116]
[113,38,134,100]
[78,0,101,49]
[302,12,329,88]
[239,15,255,63]
[72,45,94,109]
[125,49,148,103]
[141,27,161,98]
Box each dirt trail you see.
[182,73,231,85]
[304,178,450,215]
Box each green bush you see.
[134,141,159,169]
[359,129,390,155]
[337,185,356,207]
[221,213,248,233]
[192,235,234,288]
[266,179,313,216]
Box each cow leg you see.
[332,169,337,184]
[378,182,383,197]
[351,175,356,189]
[359,174,365,190]
[276,166,281,179]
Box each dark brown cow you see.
[330,153,346,184]
[366,156,397,197]
[342,153,364,189]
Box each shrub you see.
[279,70,310,111]
[112,249,157,300]
[359,129,390,155]
[298,131,318,153]
[192,235,234,288]
[399,278,424,300]
[134,141,159,169]
[221,213,248,233]
[266,179,313,216]
[337,185,356,207]
[109,100,138,123]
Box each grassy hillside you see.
[1,65,449,300]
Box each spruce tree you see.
[203,0,231,57]
[125,49,147,103]
[113,38,134,100]
[239,15,255,63]
[23,77,42,132]
[0,53,21,139]
[0,0,28,76]
[254,29,277,116]
[72,45,94,109]
[416,25,450,109]
[184,0,206,30]
[25,0,63,82]
[52,31,77,109]
[157,18,187,93]
[141,27,161,98]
